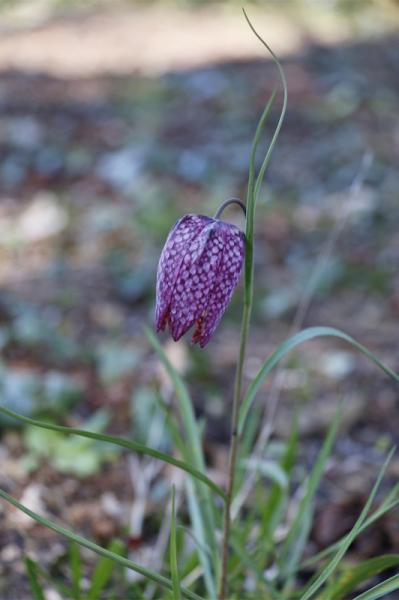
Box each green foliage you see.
[85,540,126,600]
[239,326,399,436]
[326,555,399,600]
[170,487,182,600]
[146,327,219,598]
[300,449,395,600]
[25,558,46,600]
[21,410,120,477]
[0,403,225,498]
[1,487,202,600]
[353,574,399,600]
[25,540,129,600]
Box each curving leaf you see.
[0,488,203,600]
[170,487,182,600]
[353,574,399,600]
[25,558,46,600]
[239,326,399,435]
[300,449,395,600]
[327,554,399,600]
[0,404,225,501]
[146,327,219,596]
[279,406,341,585]
[86,540,125,600]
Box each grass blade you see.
[185,477,217,600]
[239,326,399,435]
[279,405,341,585]
[353,574,399,600]
[146,328,219,591]
[170,487,182,600]
[25,557,46,600]
[243,9,288,208]
[146,328,205,471]
[155,392,217,599]
[300,448,395,600]
[70,542,82,600]
[243,9,287,306]
[327,554,399,600]
[244,91,276,301]
[300,495,399,570]
[0,488,203,600]
[260,416,298,547]
[85,539,125,600]
[0,404,225,501]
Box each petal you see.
[168,219,224,341]
[155,214,210,331]
[192,222,245,347]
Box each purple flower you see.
[155,213,245,347]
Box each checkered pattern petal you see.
[155,214,245,347]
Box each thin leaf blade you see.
[279,405,342,582]
[70,542,82,600]
[170,487,182,600]
[85,540,125,600]
[25,557,46,600]
[328,555,399,600]
[300,449,395,600]
[0,488,203,600]
[239,326,399,435]
[0,404,224,501]
[353,574,399,600]
[146,327,219,593]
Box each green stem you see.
[218,12,287,598]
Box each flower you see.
[155,213,245,347]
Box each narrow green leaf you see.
[244,91,276,302]
[177,525,212,564]
[279,405,341,583]
[85,539,125,600]
[0,488,203,600]
[260,416,298,549]
[170,487,182,600]
[301,495,399,570]
[327,554,399,600]
[353,574,399,600]
[243,9,288,208]
[146,328,219,592]
[243,457,288,490]
[185,478,217,600]
[0,404,225,501]
[155,393,216,599]
[146,328,205,471]
[70,542,82,600]
[300,449,395,600]
[26,557,71,598]
[25,557,46,600]
[243,8,287,307]
[247,92,276,203]
[230,534,277,598]
[239,326,399,435]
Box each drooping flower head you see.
[155,201,245,347]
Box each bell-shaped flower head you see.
[156,206,245,347]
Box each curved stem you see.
[213,198,246,220]
[218,11,288,600]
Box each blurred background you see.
[1,0,399,597]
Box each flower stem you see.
[213,198,246,220]
[218,13,287,598]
